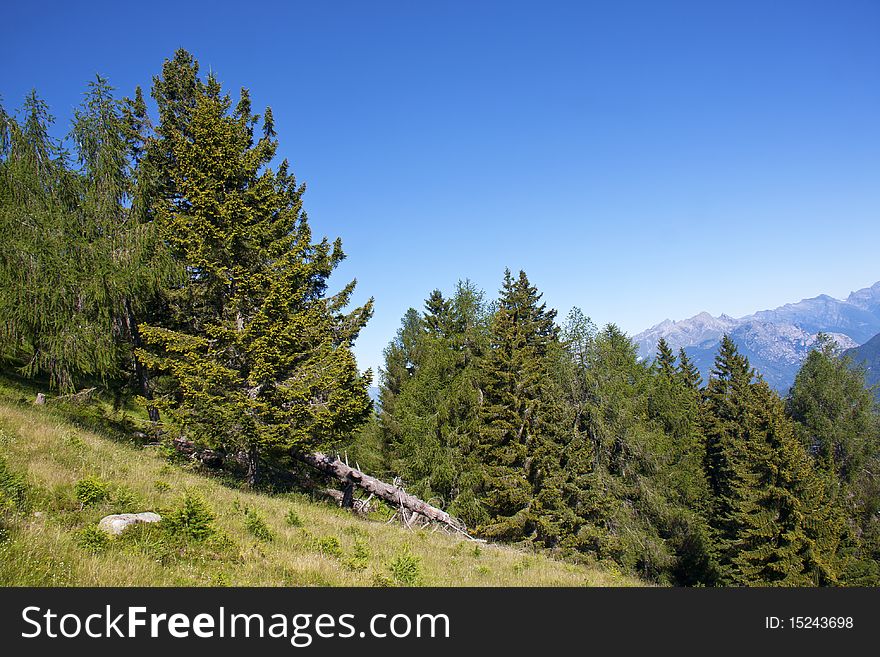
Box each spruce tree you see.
[727,383,844,586]
[703,337,844,585]
[655,337,677,378]
[677,347,703,390]
[138,53,373,485]
[476,269,561,541]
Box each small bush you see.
[345,540,371,571]
[0,456,28,512]
[388,548,421,586]
[74,476,109,508]
[371,572,393,587]
[78,525,110,554]
[316,536,343,558]
[284,509,303,527]
[154,480,171,493]
[164,492,214,541]
[243,508,274,542]
[111,485,140,513]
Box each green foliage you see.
[787,334,879,483]
[379,280,489,526]
[476,270,563,542]
[388,547,421,586]
[345,539,371,571]
[243,507,274,542]
[0,80,176,392]
[787,334,880,584]
[0,456,27,511]
[78,525,111,554]
[74,476,110,508]
[164,492,215,540]
[702,338,845,585]
[137,50,373,486]
[284,509,303,527]
[316,535,343,558]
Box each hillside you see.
[0,379,639,587]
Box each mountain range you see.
[633,281,880,393]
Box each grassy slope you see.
[0,381,641,587]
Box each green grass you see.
[0,379,643,587]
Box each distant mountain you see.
[843,331,880,396]
[633,281,880,393]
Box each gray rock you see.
[98,512,161,536]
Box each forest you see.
[2,50,878,587]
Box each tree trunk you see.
[293,450,465,531]
[245,447,260,487]
[341,480,355,508]
[125,298,159,422]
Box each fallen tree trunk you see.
[167,436,468,533]
[293,450,466,532]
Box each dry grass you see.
[0,395,642,587]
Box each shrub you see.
[345,540,371,571]
[111,485,140,512]
[0,456,27,512]
[74,476,109,508]
[78,525,110,553]
[389,548,421,586]
[285,509,303,527]
[316,536,343,558]
[164,492,214,540]
[243,508,274,542]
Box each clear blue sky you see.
[3,0,879,377]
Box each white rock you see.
[98,512,161,536]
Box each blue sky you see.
[3,0,879,377]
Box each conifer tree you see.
[677,347,703,390]
[655,337,677,378]
[137,53,373,485]
[702,336,845,585]
[787,334,878,483]
[379,282,489,525]
[787,334,880,583]
[0,82,173,393]
[476,269,563,541]
[727,382,844,586]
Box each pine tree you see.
[655,337,677,378]
[137,53,373,485]
[423,289,452,336]
[476,269,562,542]
[727,383,844,586]
[677,347,703,390]
[702,337,845,585]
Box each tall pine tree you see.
[137,53,373,485]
